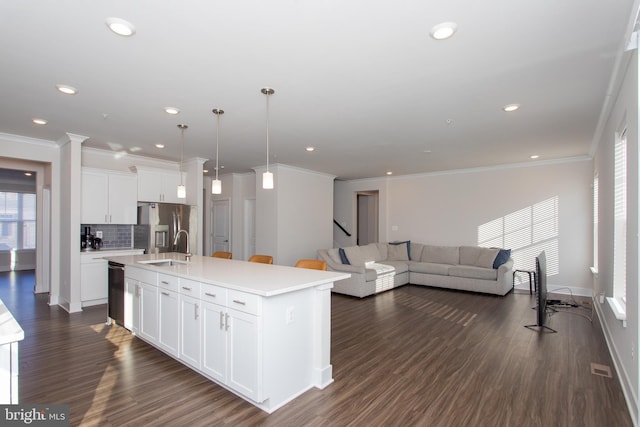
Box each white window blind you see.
[613,127,627,306]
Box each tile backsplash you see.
[81,224,132,249]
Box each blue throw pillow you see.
[338,248,350,265]
[389,240,411,260]
[493,248,511,268]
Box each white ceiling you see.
[0,1,637,180]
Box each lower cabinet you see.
[158,287,180,357]
[139,281,159,344]
[180,294,201,369]
[226,307,261,401]
[201,301,227,383]
[124,277,140,334]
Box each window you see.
[612,127,627,308]
[0,192,36,251]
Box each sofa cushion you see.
[338,248,350,264]
[459,246,500,268]
[421,245,459,265]
[375,242,388,260]
[449,265,498,280]
[388,241,410,261]
[410,242,424,261]
[362,243,383,262]
[411,262,451,276]
[379,260,409,274]
[493,248,511,268]
[327,248,342,265]
[344,244,381,266]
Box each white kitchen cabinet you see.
[124,277,140,334]
[201,285,262,402]
[80,254,107,307]
[83,249,144,308]
[136,167,182,203]
[180,294,201,369]
[81,168,137,224]
[139,281,159,344]
[112,255,344,414]
[158,274,180,357]
[179,278,201,369]
[226,307,261,401]
[201,300,227,383]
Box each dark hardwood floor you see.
[1,271,632,426]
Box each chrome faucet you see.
[173,229,191,261]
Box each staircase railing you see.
[333,219,352,237]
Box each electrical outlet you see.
[286,306,294,324]
[96,231,103,238]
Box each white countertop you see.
[104,252,351,297]
[0,298,24,346]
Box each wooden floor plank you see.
[0,271,632,426]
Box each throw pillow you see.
[493,248,511,268]
[338,248,350,265]
[388,241,411,261]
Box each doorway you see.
[357,191,379,245]
[211,198,231,255]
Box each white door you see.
[180,294,201,369]
[211,199,231,254]
[243,199,256,261]
[201,301,227,383]
[227,308,261,402]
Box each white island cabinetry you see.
[112,253,349,414]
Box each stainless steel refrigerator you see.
[134,202,197,255]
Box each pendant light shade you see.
[177,124,188,199]
[212,108,224,195]
[261,87,275,189]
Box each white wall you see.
[335,159,593,294]
[592,49,638,423]
[256,164,334,266]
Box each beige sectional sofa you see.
[317,242,513,298]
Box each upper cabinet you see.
[81,168,137,224]
[136,167,183,204]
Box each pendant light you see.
[211,108,224,194]
[261,87,275,189]
[177,123,188,199]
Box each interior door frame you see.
[211,198,231,255]
[356,190,379,245]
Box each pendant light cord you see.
[215,113,220,181]
[265,91,270,172]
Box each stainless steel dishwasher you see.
[108,261,125,327]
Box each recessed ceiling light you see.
[155,144,165,149]
[24,172,33,177]
[430,22,458,40]
[32,118,47,125]
[386,171,393,176]
[56,84,77,95]
[530,155,540,159]
[305,146,315,152]
[105,17,136,36]
[423,149,432,153]
[203,169,209,174]
[502,104,520,112]
[164,107,180,115]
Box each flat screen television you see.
[525,250,556,332]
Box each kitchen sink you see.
[137,259,189,267]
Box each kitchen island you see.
[104,252,349,413]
